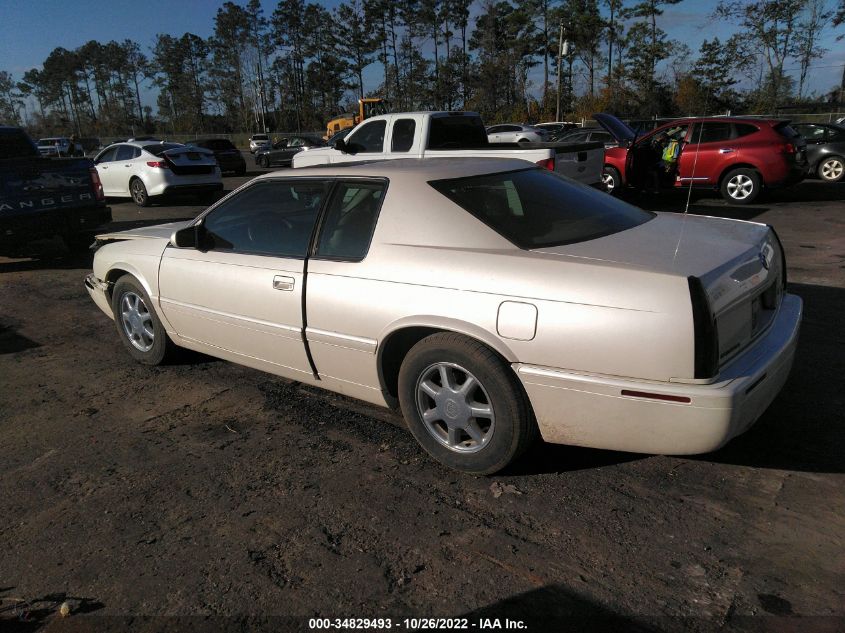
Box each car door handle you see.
[719,148,735,154]
[273,275,295,291]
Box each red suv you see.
[596,114,807,204]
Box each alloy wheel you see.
[820,157,844,182]
[726,173,754,200]
[415,362,496,454]
[120,292,155,352]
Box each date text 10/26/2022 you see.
[308,618,528,630]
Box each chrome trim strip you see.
[306,327,377,353]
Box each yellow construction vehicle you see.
[325,98,389,139]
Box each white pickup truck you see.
[293,111,605,186]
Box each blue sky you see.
[1,0,843,112]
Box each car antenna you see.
[674,121,705,264]
[683,122,705,215]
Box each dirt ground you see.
[1,164,844,633]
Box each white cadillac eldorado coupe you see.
[85,158,802,474]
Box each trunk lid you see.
[593,113,637,144]
[535,212,785,369]
[162,147,216,175]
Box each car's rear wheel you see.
[818,156,844,182]
[398,332,537,475]
[602,166,622,194]
[111,276,173,365]
[720,168,761,204]
[129,177,151,207]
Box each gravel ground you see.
[1,164,843,632]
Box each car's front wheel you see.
[398,333,537,474]
[602,166,622,194]
[111,276,173,365]
[818,156,844,182]
[129,177,151,207]
[720,168,761,204]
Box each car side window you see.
[734,123,758,139]
[315,181,386,261]
[96,147,117,163]
[201,181,327,258]
[115,145,135,161]
[346,120,386,153]
[827,126,845,141]
[391,119,416,152]
[487,126,503,134]
[689,123,733,144]
[798,124,826,140]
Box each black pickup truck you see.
[1,126,111,253]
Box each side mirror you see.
[334,139,348,153]
[170,223,204,249]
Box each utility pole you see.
[839,64,845,115]
[556,21,564,121]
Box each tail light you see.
[536,157,555,171]
[779,143,796,154]
[88,167,104,201]
[146,160,170,169]
[688,276,719,379]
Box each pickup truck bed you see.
[1,126,111,252]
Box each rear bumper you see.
[217,155,246,171]
[159,183,224,197]
[0,205,112,248]
[516,293,802,455]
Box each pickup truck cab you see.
[294,112,605,186]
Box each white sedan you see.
[486,124,548,143]
[93,141,223,207]
[85,158,801,474]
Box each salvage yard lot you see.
[1,170,844,631]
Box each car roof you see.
[255,157,536,182]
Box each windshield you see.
[252,134,269,141]
[430,168,654,249]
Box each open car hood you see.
[593,113,637,144]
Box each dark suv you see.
[597,114,807,204]
[186,138,246,176]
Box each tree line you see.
[1,0,843,137]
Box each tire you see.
[720,167,761,204]
[818,156,844,183]
[517,137,530,143]
[129,177,151,207]
[602,166,622,195]
[111,276,173,366]
[398,332,538,475]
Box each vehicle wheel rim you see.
[601,172,615,192]
[131,181,145,203]
[821,158,843,181]
[726,174,754,200]
[120,292,155,352]
[415,362,495,454]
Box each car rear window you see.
[774,122,800,139]
[430,168,654,249]
[1,128,38,158]
[200,139,236,151]
[427,116,488,149]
